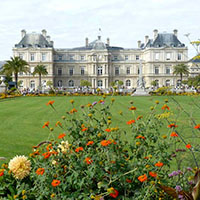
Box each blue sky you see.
[0,0,199,60]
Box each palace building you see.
[13,29,188,89]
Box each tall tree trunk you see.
[39,74,41,88]
[15,73,18,89]
[180,73,183,86]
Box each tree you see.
[151,80,157,87]
[80,80,91,87]
[32,65,48,89]
[173,64,189,85]
[1,57,29,88]
[118,80,124,87]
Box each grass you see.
[0,95,200,166]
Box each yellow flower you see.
[51,193,56,198]
[70,99,74,104]
[8,155,31,180]
[149,154,152,158]
[119,111,123,115]
[88,113,92,117]
[165,99,168,103]
[14,195,18,199]
[50,128,54,131]
[155,100,159,104]
[145,165,150,168]
[107,187,114,193]
[103,95,106,99]
[107,116,111,120]
[162,135,167,139]
[150,106,154,110]
[111,98,115,102]
[22,190,26,195]
[97,133,102,137]
[107,120,112,124]
[62,116,66,120]
[22,195,27,199]
[136,142,141,146]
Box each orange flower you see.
[168,123,178,128]
[126,120,135,125]
[55,121,62,127]
[136,135,146,140]
[82,128,88,131]
[126,178,132,183]
[144,156,149,159]
[58,133,66,139]
[84,157,93,164]
[36,168,45,175]
[42,121,49,128]
[86,141,94,146]
[186,144,192,149]
[98,100,104,103]
[0,169,4,176]
[129,106,136,111]
[46,143,52,151]
[109,188,119,198]
[137,115,143,120]
[101,140,112,146]
[46,100,55,106]
[105,128,111,132]
[194,124,200,129]
[69,108,77,114]
[51,179,61,187]
[170,132,178,137]
[75,147,84,152]
[155,161,164,167]
[138,174,147,182]
[162,104,170,110]
[42,152,51,159]
[149,171,157,178]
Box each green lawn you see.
[0,95,200,166]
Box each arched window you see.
[97,66,103,75]
[30,80,35,88]
[126,80,131,87]
[97,80,103,87]
[57,80,62,87]
[166,80,170,86]
[69,80,74,87]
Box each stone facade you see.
[13,29,188,89]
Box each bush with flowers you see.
[1,97,200,199]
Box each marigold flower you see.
[36,168,45,175]
[162,135,167,139]
[129,106,136,110]
[136,135,146,140]
[126,178,132,183]
[162,104,170,110]
[46,100,55,106]
[82,128,88,131]
[194,124,200,129]
[46,144,52,151]
[42,152,51,159]
[105,128,111,132]
[137,115,143,120]
[170,132,178,137]
[8,155,31,180]
[51,179,61,187]
[149,171,157,178]
[69,108,77,114]
[87,141,94,146]
[55,121,62,127]
[70,99,74,104]
[168,123,178,128]
[138,174,147,182]
[0,169,4,176]
[111,98,115,102]
[101,140,112,146]
[186,144,192,149]
[126,120,135,125]
[42,121,49,128]
[75,147,84,152]
[108,188,119,198]
[58,133,66,139]
[155,100,159,104]
[51,193,56,198]
[155,161,164,167]
[84,157,93,164]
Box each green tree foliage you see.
[80,80,91,87]
[173,64,189,84]
[32,65,48,88]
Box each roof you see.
[143,33,185,48]
[15,33,53,48]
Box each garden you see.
[0,95,200,199]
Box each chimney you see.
[137,40,141,48]
[85,37,89,47]
[145,36,149,44]
[42,29,47,37]
[173,29,178,37]
[107,38,110,46]
[153,29,158,39]
[46,36,50,43]
[21,29,26,38]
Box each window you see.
[97,66,103,75]
[58,55,62,61]
[69,80,74,87]
[115,67,119,75]
[136,55,140,60]
[155,80,159,87]
[126,80,131,87]
[30,80,35,88]
[30,67,34,74]
[81,67,85,75]
[19,53,23,59]
[177,53,182,60]
[69,55,74,61]
[97,80,103,87]
[155,53,159,60]
[42,53,46,61]
[58,68,62,75]
[57,80,62,87]
[177,80,181,87]
[114,55,118,61]
[30,53,35,61]
[166,80,170,86]
[126,67,130,75]
[154,66,159,74]
[166,53,171,60]
[69,68,74,76]
[19,81,23,87]
[165,66,170,74]
[19,72,23,75]
[125,55,129,61]
[80,55,85,61]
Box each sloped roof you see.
[15,33,53,48]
